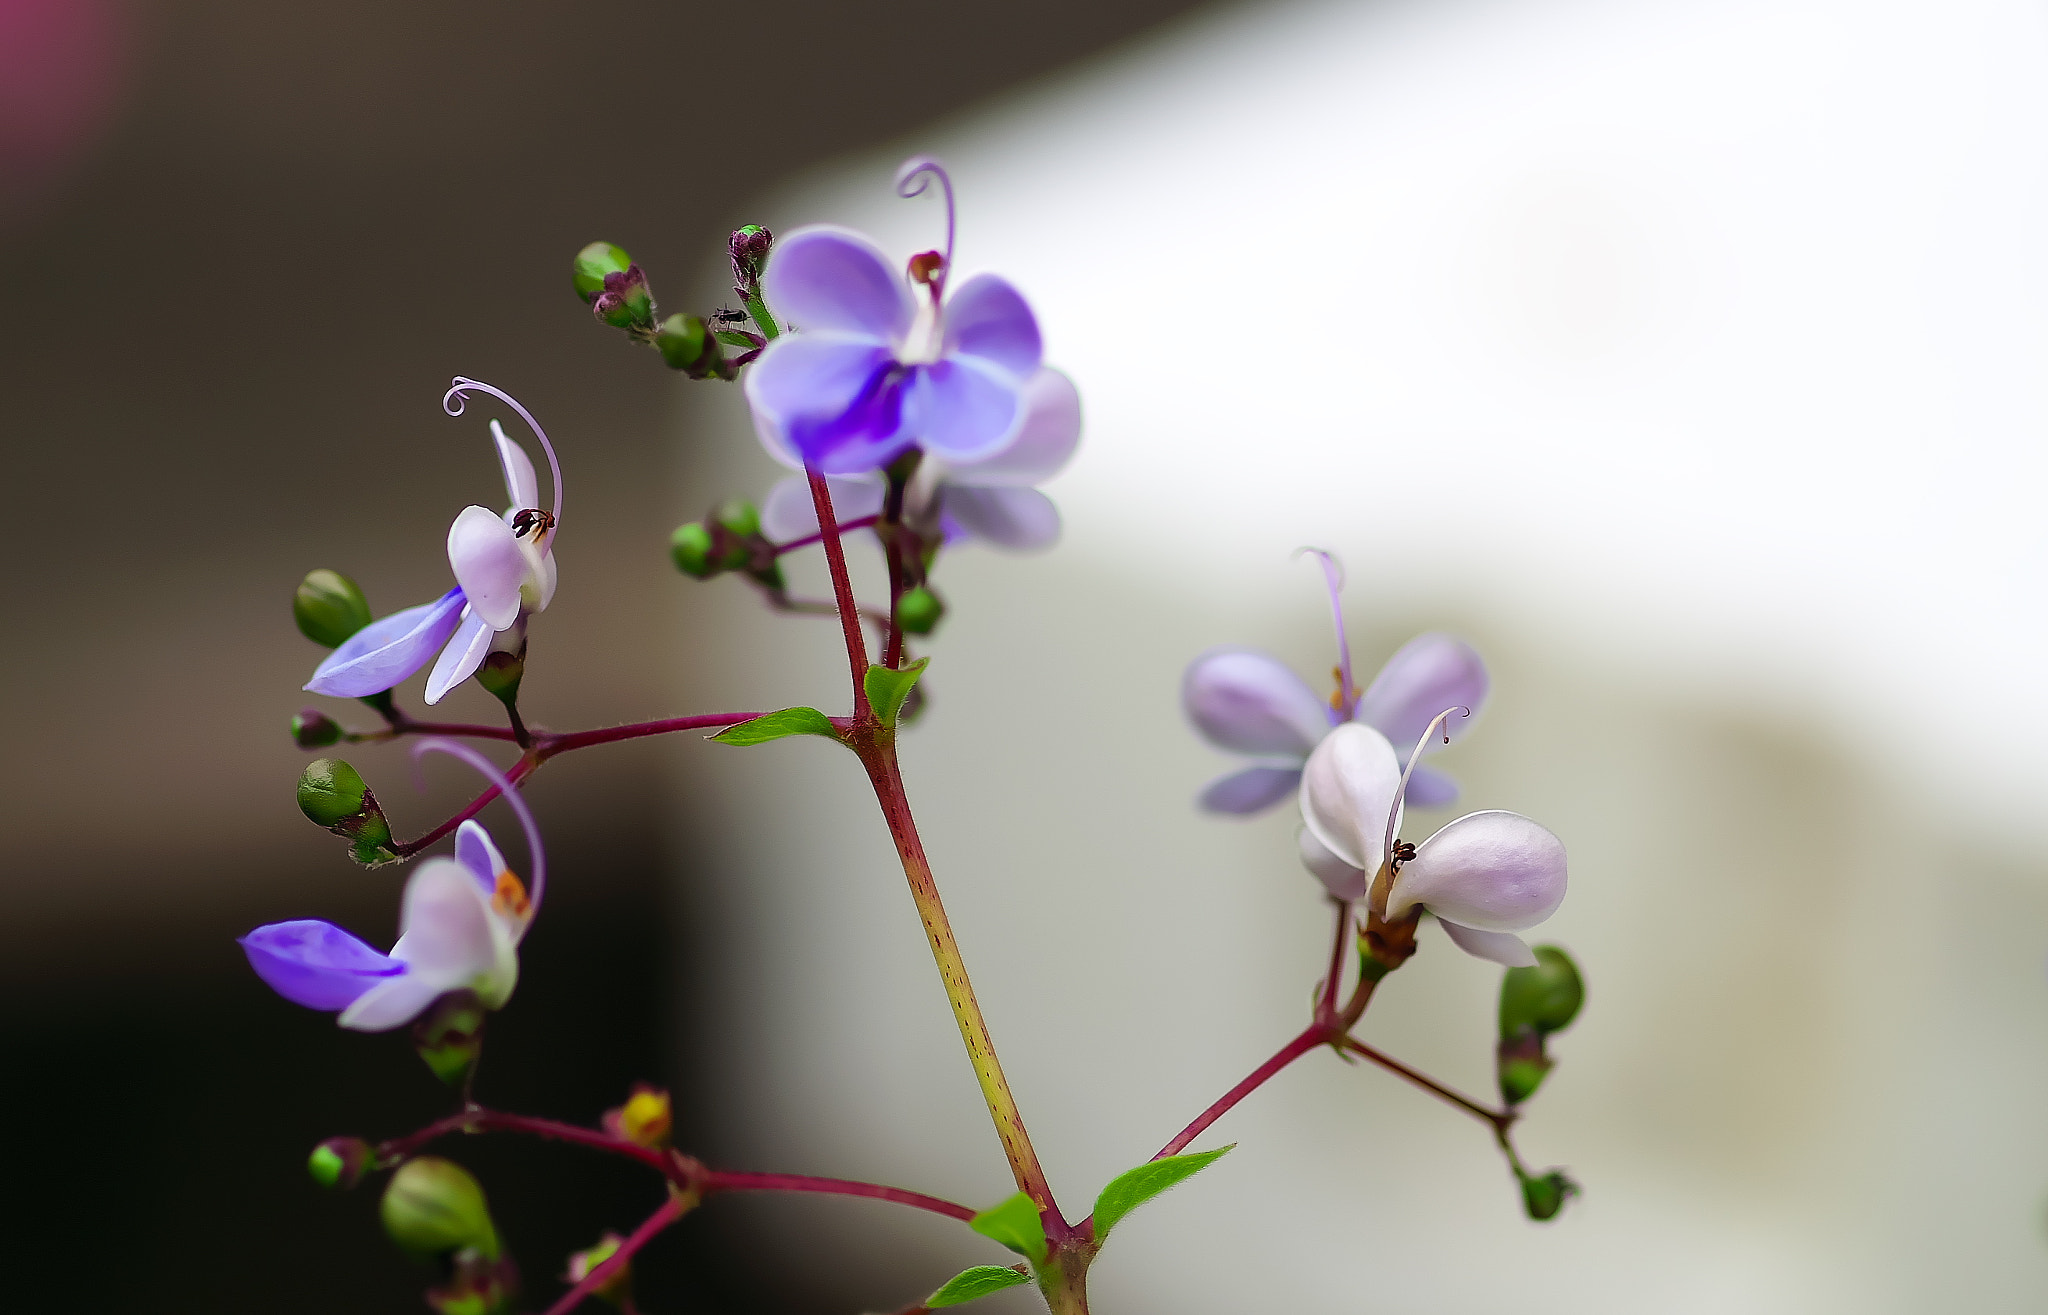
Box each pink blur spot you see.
[0,0,125,217]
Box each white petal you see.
[492,419,541,511]
[1386,811,1567,931]
[1298,827,1368,901]
[1298,722,1403,873]
[1437,919,1538,967]
[424,606,493,705]
[336,970,445,1032]
[391,858,519,1007]
[446,505,526,630]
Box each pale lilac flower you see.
[305,379,561,705]
[742,158,1047,476]
[1183,554,1487,814]
[758,366,1081,551]
[239,743,544,1030]
[1298,720,1566,968]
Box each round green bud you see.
[897,585,944,636]
[1518,1168,1578,1222]
[294,569,372,648]
[473,650,524,704]
[308,1136,374,1190]
[714,497,760,539]
[297,758,369,828]
[381,1157,500,1261]
[572,241,633,301]
[656,313,707,368]
[669,522,715,578]
[291,709,344,750]
[1498,944,1584,1040]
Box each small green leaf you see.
[709,707,839,746]
[927,1265,1031,1307]
[967,1192,1047,1266]
[1090,1144,1235,1244]
[864,657,930,727]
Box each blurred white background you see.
[672,0,2048,1309]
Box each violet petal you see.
[1182,648,1331,758]
[424,605,493,706]
[943,368,1081,487]
[1402,763,1462,808]
[746,336,900,469]
[335,972,445,1032]
[940,273,1042,379]
[759,473,887,543]
[762,225,916,341]
[239,919,402,1011]
[939,485,1060,551]
[902,355,1021,463]
[1197,765,1303,815]
[1356,633,1489,755]
[305,588,466,698]
[456,819,509,894]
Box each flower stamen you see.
[894,156,956,303]
[1292,546,1355,721]
[444,377,564,543]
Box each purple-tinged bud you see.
[412,989,487,1087]
[572,242,633,302]
[1496,1029,1553,1105]
[294,569,372,648]
[296,758,396,865]
[591,264,655,331]
[897,584,944,635]
[381,1157,500,1260]
[291,708,344,750]
[429,1250,520,1315]
[728,224,773,290]
[600,1085,672,1150]
[566,1233,633,1308]
[308,1136,375,1190]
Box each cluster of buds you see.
[572,239,744,379]
[379,1157,518,1315]
[669,497,784,591]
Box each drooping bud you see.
[412,989,487,1087]
[1496,1029,1553,1105]
[1499,945,1584,1039]
[428,1249,520,1315]
[670,522,715,578]
[296,758,395,864]
[1517,1167,1579,1222]
[600,1084,672,1150]
[728,224,773,291]
[291,708,344,749]
[294,569,372,648]
[474,649,523,707]
[655,313,731,379]
[566,1233,633,1308]
[381,1157,501,1261]
[307,1136,375,1190]
[896,585,944,636]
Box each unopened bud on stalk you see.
[655,314,731,379]
[291,708,344,749]
[896,585,944,635]
[574,242,655,331]
[381,1157,501,1260]
[670,522,715,578]
[296,758,394,863]
[308,1136,375,1190]
[566,1234,633,1308]
[294,569,372,648]
[474,650,523,706]
[428,1249,520,1315]
[1499,945,1584,1039]
[601,1084,672,1149]
[1517,1168,1578,1221]
[728,224,773,290]
[572,241,632,301]
[412,989,487,1087]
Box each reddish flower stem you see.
[769,512,881,555]
[1150,1024,1326,1161]
[806,465,872,716]
[702,1170,975,1221]
[1339,1036,1512,1131]
[391,757,538,857]
[375,1108,673,1174]
[541,1194,686,1315]
[542,712,760,755]
[1317,900,1351,1017]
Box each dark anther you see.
[907,251,945,285]
[511,508,556,539]
[1391,840,1417,866]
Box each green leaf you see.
[927,1265,1031,1307]
[1089,1145,1235,1244]
[709,707,840,746]
[863,657,930,727]
[967,1192,1047,1266]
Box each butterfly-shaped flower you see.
[1297,720,1566,967]
[305,380,561,705]
[239,818,536,1029]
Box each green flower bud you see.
[670,522,715,578]
[429,1250,519,1315]
[566,1233,634,1307]
[381,1157,500,1261]
[412,989,487,1087]
[297,758,395,864]
[572,242,633,301]
[1496,1030,1554,1105]
[1518,1168,1579,1222]
[714,497,760,540]
[294,569,372,648]
[1499,944,1584,1040]
[655,313,730,379]
[897,585,944,635]
[308,1136,374,1190]
[291,708,344,749]
[474,650,523,705]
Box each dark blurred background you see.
[0,1,1208,1307]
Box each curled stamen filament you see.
[893,156,956,298]
[1380,706,1471,869]
[412,737,547,928]
[443,377,564,543]
[1293,546,1354,720]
